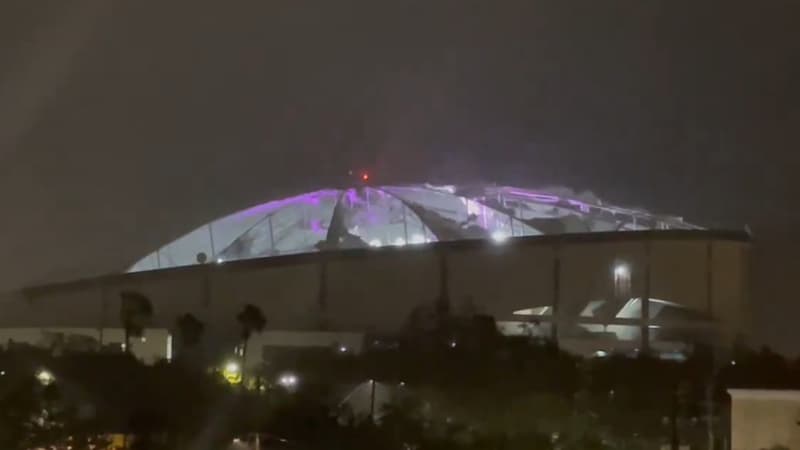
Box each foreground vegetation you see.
[0,300,796,449]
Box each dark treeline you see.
[0,311,796,450]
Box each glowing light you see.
[225,362,240,374]
[593,350,609,358]
[166,334,173,362]
[36,369,55,386]
[222,360,242,385]
[449,340,457,348]
[338,345,348,353]
[731,360,737,366]
[613,263,630,279]
[216,258,224,264]
[368,239,381,247]
[361,173,369,181]
[613,263,632,297]
[491,230,509,243]
[278,372,299,388]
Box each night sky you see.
[1,2,798,352]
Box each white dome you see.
[129,184,699,272]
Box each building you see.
[0,184,750,362]
[728,389,800,450]
[0,327,170,364]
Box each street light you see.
[36,369,55,386]
[491,230,509,243]
[613,261,631,296]
[277,372,299,389]
[613,263,630,281]
[222,360,242,385]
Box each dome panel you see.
[336,187,436,248]
[219,189,340,261]
[127,184,700,273]
[269,190,339,255]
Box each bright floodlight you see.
[222,360,242,385]
[225,361,240,374]
[278,373,299,388]
[613,263,629,279]
[491,230,509,243]
[36,369,55,386]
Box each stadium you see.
[2,183,750,364]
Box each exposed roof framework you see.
[129,184,699,273]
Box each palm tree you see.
[119,290,154,355]
[175,313,204,356]
[236,304,267,371]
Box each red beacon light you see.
[349,169,372,183]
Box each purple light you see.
[530,193,559,203]
[345,188,358,207]
[309,219,325,234]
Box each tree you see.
[175,313,204,355]
[236,304,267,376]
[0,373,102,450]
[119,291,154,355]
[0,375,40,449]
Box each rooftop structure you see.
[130,184,698,272]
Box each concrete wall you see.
[729,389,800,450]
[5,231,749,350]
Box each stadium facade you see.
[2,184,750,362]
